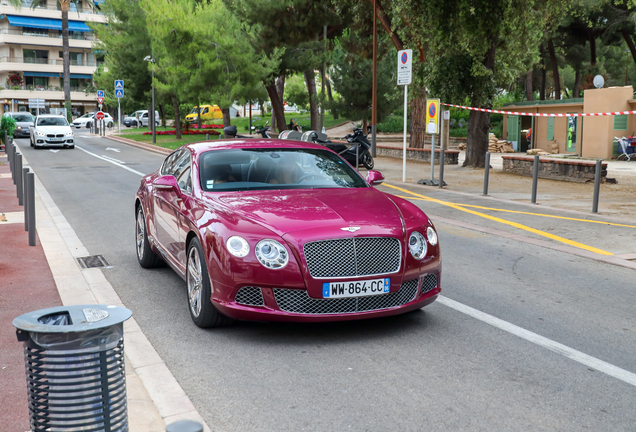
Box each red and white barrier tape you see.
[441,103,636,118]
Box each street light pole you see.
[144,55,156,144]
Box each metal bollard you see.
[592,159,602,213]
[531,155,540,204]
[439,148,445,188]
[4,129,7,150]
[11,143,17,184]
[27,172,35,246]
[7,139,13,176]
[23,167,29,231]
[166,419,204,432]
[483,151,490,196]
[206,133,209,141]
[16,153,23,204]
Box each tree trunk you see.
[265,80,286,133]
[525,70,533,101]
[540,46,546,101]
[573,68,580,98]
[362,119,368,135]
[547,39,560,100]
[464,44,496,168]
[409,89,426,148]
[621,30,636,65]
[325,77,337,119]
[197,99,202,129]
[221,108,231,127]
[304,69,319,130]
[62,10,71,121]
[270,74,285,131]
[172,95,181,140]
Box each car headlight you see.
[16,126,22,130]
[36,131,45,136]
[255,239,288,269]
[226,236,249,258]
[426,226,438,246]
[65,131,73,136]
[408,231,427,260]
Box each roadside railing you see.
[0,57,104,67]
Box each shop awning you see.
[5,15,91,32]
[23,72,93,79]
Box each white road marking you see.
[100,155,126,164]
[76,146,144,176]
[438,295,636,387]
[49,149,60,153]
[105,147,121,152]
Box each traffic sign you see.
[97,96,104,104]
[96,111,105,120]
[28,98,45,108]
[97,90,104,98]
[397,49,412,86]
[114,80,124,90]
[426,99,440,134]
[115,89,124,98]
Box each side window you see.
[173,151,192,193]
[202,107,209,114]
[161,150,182,176]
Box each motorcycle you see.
[224,121,271,139]
[303,125,374,170]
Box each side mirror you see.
[153,175,180,193]
[365,170,384,186]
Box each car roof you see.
[4,112,32,115]
[186,139,331,157]
[37,114,66,118]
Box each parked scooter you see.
[303,124,374,170]
[224,121,271,139]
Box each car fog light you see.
[408,231,427,260]
[226,236,249,257]
[255,239,288,269]
[426,226,438,246]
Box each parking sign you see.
[97,90,104,98]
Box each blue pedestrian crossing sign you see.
[115,89,124,98]
[114,80,124,90]
[97,90,104,98]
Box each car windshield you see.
[37,117,69,126]
[12,114,34,122]
[199,148,368,192]
[189,107,201,114]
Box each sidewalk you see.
[0,150,209,431]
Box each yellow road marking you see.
[384,183,614,256]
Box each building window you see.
[70,1,83,12]
[546,117,555,141]
[25,76,49,90]
[70,52,83,66]
[23,49,49,64]
[23,28,49,37]
[614,115,628,130]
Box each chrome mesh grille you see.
[273,279,418,315]
[303,237,400,278]
[421,274,438,294]
[234,286,264,306]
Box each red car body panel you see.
[136,139,442,323]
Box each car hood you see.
[73,118,91,123]
[211,187,404,236]
[35,126,72,134]
[15,121,33,128]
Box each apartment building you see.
[0,0,106,117]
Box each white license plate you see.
[322,278,390,298]
[49,138,62,142]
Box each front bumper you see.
[14,130,29,138]
[34,137,74,146]
[211,271,441,323]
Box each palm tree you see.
[9,0,95,121]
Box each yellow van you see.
[185,105,223,123]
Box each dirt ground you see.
[374,156,636,219]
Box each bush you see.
[377,115,404,133]
[1,115,16,139]
[449,127,467,138]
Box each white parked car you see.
[123,110,159,127]
[30,115,75,149]
[72,112,114,129]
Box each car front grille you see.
[303,237,401,278]
[421,274,437,295]
[46,134,65,138]
[234,286,264,306]
[273,279,420,315]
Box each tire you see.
[108,121,113,128]
[617,154,628,162]
[68,145,75,149]
[362,153,374,170]
[30,136,34,147]
[186,237,233,328]
[136,206,164,268]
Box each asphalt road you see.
[15,133,636,431]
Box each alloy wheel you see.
[136,210,145,260]
[187,247,203,318]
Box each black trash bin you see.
[13,304,132,432]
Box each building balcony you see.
[0,3,108,23]
[0,57,102,74]
[0,85,97,102]
[0,29,96,49]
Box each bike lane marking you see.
[383,183,613,256]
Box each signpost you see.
[426,99,440,183]
[397,49,412,183]
[28,98,45,114]
[115,80,124,135]
[96,90,105,136]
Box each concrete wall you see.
[582,86,634,159]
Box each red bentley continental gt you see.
[135,140,441,328]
